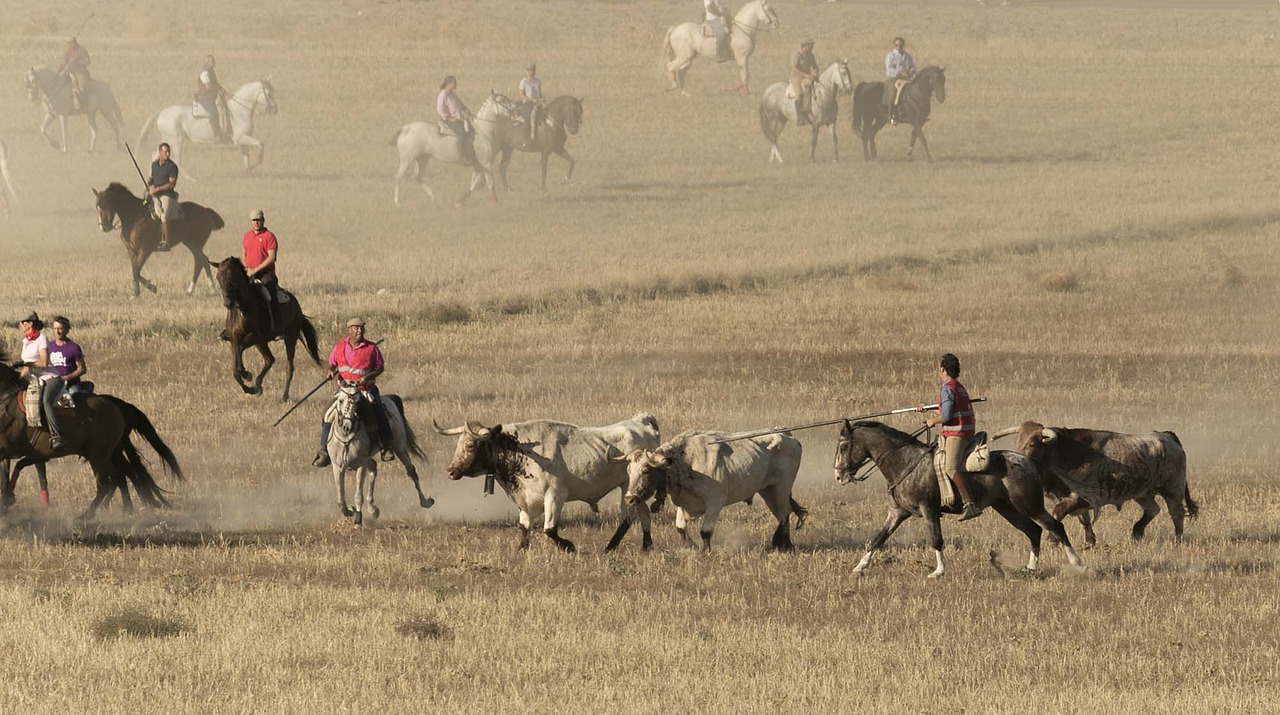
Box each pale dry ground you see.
[1,0,1279,712]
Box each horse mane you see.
[0,346,22,392]
[215,256,258,309]
[103,182,140,201]
[850,420,926,445]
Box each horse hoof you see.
[353,511,363,526]
[419,497,435,509]
[368,506,380,520]
[341,507,354,518]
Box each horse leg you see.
[556,146,575,184]
[917,127,932,163]
[280,335,297,403]
[922,509,947,579]
[388,408,433,509]
[739,56,751,97]
[365,461,380,521]
[498,149,512,191]
[333,464,353,518]
[85,113,99,153]
[907,126,920,162]
[36,462,49,508]
[250,343,275,396]
[540,152,550,190]
[989,499,1045,571]
[809,125,819,163]
[39,112,58,150]
[59,115,68,154]
[186,244,203,294]
[231,343,255,392]
[853,507,912,575]
[353,463,367,526]
[1026,509,1085,568]
[830,122,839,163]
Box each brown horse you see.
[851,66,946,162]
[93,182,225,297]
[494,96,584,190]
[0,354,181,519]
[212,257,321,401]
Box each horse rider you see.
[885,37,917,125]
[790,39,819,125]
[703,0,730,60]
[57,36,91,111]
[243,209,280,336]
[48,316,90,401]
[313,318,393,468]
[518,62,543,148]
[14,313,64,451]
[919,353,982,521]
[436,75,476,164]
[147,142,179,250]
[197,54,231,143]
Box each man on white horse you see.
[789,39,819,125]
[197,55,231,143]
[704,0,731,60]
[147,143,179,250]
[57,37,91,111]
[313,318,393,468]
[885,37,917,125]
[436,75,476,165]
[518,63,543,148]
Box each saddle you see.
[17,383,83,430]
[437,121,472,138]
[256,285,293,305]
[931,431,992,509]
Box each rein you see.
[846,424,931,486]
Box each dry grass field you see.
[1,0,1279,711]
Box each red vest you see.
[940,378,975,438]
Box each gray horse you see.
[833,421,1085,578]
[326,381,435,526]
[0,140,16,218]
[759,60,853,163]
[24,65,124,153]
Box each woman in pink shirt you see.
[436,75,476,163]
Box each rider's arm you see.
[64,355,86,381]
[359,365,384,386]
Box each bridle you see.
[731,2,777,38]
[839,424,932,488]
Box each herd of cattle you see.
[425,412,1195,573]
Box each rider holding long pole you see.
[918,353,982,521]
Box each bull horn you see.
[990,426,1020,440]
[1041,428,1058,443]
[608,449,638,463]
[431,418,466,436]
[465,420,491,438]
[650,452,668,466]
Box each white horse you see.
[0,141,16,218]
[389,91,519,207]
[759,59,853,163]
[663,0,780,96]
[136,79,278,181]
[327,381,435,526]
[23,66,125,153]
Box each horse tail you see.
[136,111,159,148]
[116,435,172,509]
[662,26,675,66]
[388,126,407,147]
[0,141,17,208]
[103,395,184,481]
[789,497,809,530]
[388,395,428,460]
[299,314,321,365]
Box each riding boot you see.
[795,100,808,126]
[313,421,332,467]
[157,221,171,251]
[372,396,394,462]
[41,379,66,452]
[953,471,983,521]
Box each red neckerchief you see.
[24,329,39,341]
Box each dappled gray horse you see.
[327,381,434,526]
[759,59,853,163]
[24,66,125,153]
[389,92,519,207]
[833,420,1084,578]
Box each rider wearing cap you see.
[790,39,820,125]
[15,312,64,451]
[243,208,279,336]
[518,62,543,147]
[313,318,393,467]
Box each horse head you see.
[258,79,279,115]
[557,97,584,135]
[833,421,874,484]
[334,381,363,434]
[93,183,138,233]
[213,256,251,309]
[23,67,39,102]
[756,0,780,29]
[835,59,853,95]
[920,66,946,104]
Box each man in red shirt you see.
[243,208,280,336]
[313,317,393,467]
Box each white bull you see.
[432,414,660,553]
[618,429,807,551]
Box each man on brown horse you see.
[57,37,90,111]
[243,209,280,336]
[148,143,179,250]
[884,37,917,125]
[518,63,543,149]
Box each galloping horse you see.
[389,92,519,207]
[493,96,584,190]
[326,381,435,525]
[23,66,125,153]
[94,182,224,297]
[833,421,1085,578]
[2,394,183,514]
[0,352,182,520]
[212,257,321,401]
[759,59,853,163]
[137,79,278,180]
[663,0,780,96]
[851,66,947,162]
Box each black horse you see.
[833,421,1085,578]
[851,66,946,162]
[212,257,321,401]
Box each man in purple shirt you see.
[48,316,89,397]
[436,75,476,164]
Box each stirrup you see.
[312,451,331,468]
[958,502,983,521]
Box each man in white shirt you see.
[704,0,730,60]
[197,55,231,143]
[518,63,543,147]
[884,37,917,125]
